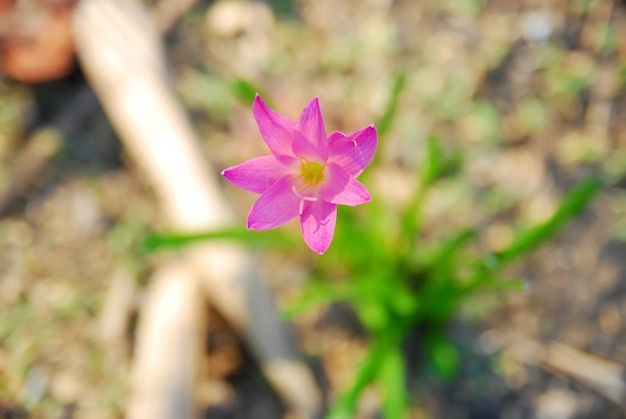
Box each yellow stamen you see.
[298,159,326,188]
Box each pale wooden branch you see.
[126,263,203,419]
[543,341,626,407]
[73,0,322,417]
[506,337,626,408]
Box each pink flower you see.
[222,95,377,254]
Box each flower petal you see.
[300,200,337,254]
[252,95,296,157]
[328,125,377,177]
[222,155,294,194]
[319,163,371,206]
[247,177,300,230]
[292,130,324,162]
[295,97,328,160]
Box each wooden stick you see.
[506,337,626,407]
[126,263,203,419]
[73,0,321,417]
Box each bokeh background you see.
[1,0,626,418]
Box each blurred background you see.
[1,0,626,418]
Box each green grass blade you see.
[428,227,478,273]
[281,281,352,320]
[420,134,444,187]
[495,176,601,266]
[231,79,264,106]
[427,333,459,380]
[376,73,406,140]
[142,227,297,253]
[378,347,407,419]
[327,341,387,419]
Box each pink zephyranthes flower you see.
[222,95,377,254]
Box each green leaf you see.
[428,227,478,275]
[420,276,459,323]
[377,347,407,419]
[473,278,528,292]
[376,73,406,140]
[323,295,411,418]
[142,227,298,253]
[427,334,459,380]
[495,176,601,266]
[420,135,444,187]
[356,299,389,332]
[327,339,391,419]
[390,284,419,317]
[231,79,264,106]
[281,281,352,320]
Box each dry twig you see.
[73,0,322,417]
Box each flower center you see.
[299,159,326,188]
